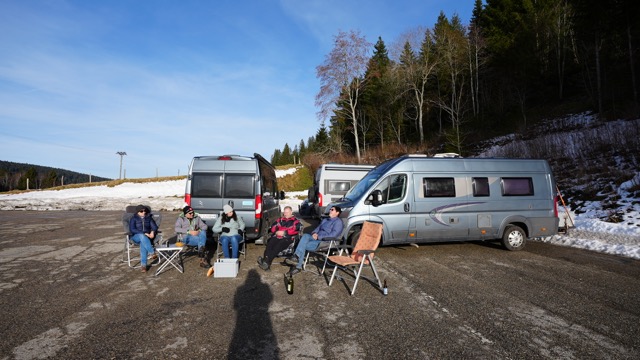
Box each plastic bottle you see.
[287,275,294,295]
[383,279,388,295]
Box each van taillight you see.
[553,196,558,217]
[318,193,323,206]
[255,194,262,219]
[185,194,191,206]
[218,156,232,160]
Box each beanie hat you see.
[223,204,233,213]
[183,206,193,215]
[136,204,146,213]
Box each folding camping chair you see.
[327,221,383,295]
[302,235,342,275]
[276,224,303,259]
[214,231,247,261]
[122,204,164,268]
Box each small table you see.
[155,245,184,276]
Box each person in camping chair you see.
[212,205,246,259]
[175,205,211,268]
[287,205,343,276]
[129,204,159,273]
[257,206,302,271]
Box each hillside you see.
[473,112,640,224]
[0,160,111,192]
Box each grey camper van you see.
[184,154,280,244]
[327,154,559,251]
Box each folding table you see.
[155,244,184,276]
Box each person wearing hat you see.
[175,205,210,268]
[212,205,246,259]
[129,204,159,273]
[287,205,343,276]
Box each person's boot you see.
[200,258,211,268]
[257,256,270,271]
[285,255,299,266]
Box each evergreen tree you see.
[18,167,38,190]
[361,37,394,151]
[281,143,292,165]
[43,170,58,188]
[271,149,281,166]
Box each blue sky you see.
[0,0,473,179]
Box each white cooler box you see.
[214,258,239,278]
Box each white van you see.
[327,154,559,251]
[308,163,374,216]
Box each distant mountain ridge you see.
[0,160,112,192]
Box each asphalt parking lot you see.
[1,210,640,359]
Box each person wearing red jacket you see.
[257,206,301,271]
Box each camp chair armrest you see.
[336,244,354,250]
[356,249,376,255]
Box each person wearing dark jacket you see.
[257,206,302,271]
[287,205,343,276]
[129,204,158,272]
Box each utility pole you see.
[116,151,127,179]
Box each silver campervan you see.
[328,154,559,251]
[308,163,375,216]
[184,154,280,244]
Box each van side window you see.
[501,177,534,196]
[472,177,490,197]
[374,174,407,204]
[329,181,350,192]
[192,173,222,198]
[224,174,254,198]
[423,178,455,197]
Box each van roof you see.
[193,155,253,161]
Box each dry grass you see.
[276,165,313,193]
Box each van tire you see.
[347,228,361,247]
[502,225,526,251]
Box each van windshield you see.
[343,170,385,201]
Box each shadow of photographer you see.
[228,269,279,359]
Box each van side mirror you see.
[369,190,383,207]
[279,190,285,200]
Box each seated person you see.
[129,204,159,273]
[175,205,211,268]
[257,206,302,271]
[288,206,343,276]
[212,205,246,259]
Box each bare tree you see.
[316,30,371,163]
[434,13,470,153]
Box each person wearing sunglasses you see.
[175,205,211,268]
[129,204,159,272]
[287,206,343,276]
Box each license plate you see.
[200,214,218,220]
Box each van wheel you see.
[502,225,526,251]
[347,228,361,247]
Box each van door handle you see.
[404,203,410,212]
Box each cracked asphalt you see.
[1,210,639,359]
